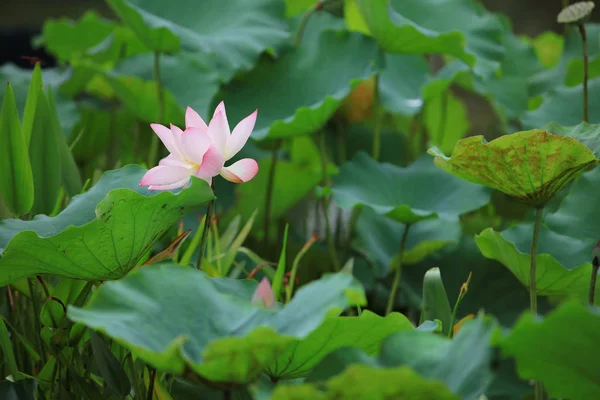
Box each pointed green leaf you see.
[332,152,490,224]
[429,129,597,206]
[501,301,600,400]
[21,64,42,147]
[68,264,365,384]
[0,314,20,379]
[421,267,452,335]
[48,87,82,197]
[0,84,34,216]
[0,166,213,285]
[89,331,131,397]
[29,89,62,215]
[267,310,413,380]
[272,224,289,301]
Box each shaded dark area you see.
[1,0,599,68]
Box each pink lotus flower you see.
[251,277,277,309]
[140,102,259,190]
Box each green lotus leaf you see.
[271,365,459,400]
[267,310,413,380]
[500,301,600,400]
[221,28,379,141]
[429,129,597,206]
[332,152,490,224]
[356,208,462,276]
[68,264,365,384]
[544,121,600,158]
[0,166,213,285]
[521,78,600,130]
[378,54,429,116]
[107,0,289,81]
[475,165,600,299]
[113,53,221,121]
[223,158,322,228]
[355,0,505,76]
[302,316,496,400]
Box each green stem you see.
[385,224,411,315]
[263,139,282,247]
[448,272,471,339]
[147,368,156,400]
[148,51,165,166]
[589,264,599,305]
[372,75,382,161]
[578,23,589,123]
[530,208,543,315]
[319,131,341,271]
[344,207,362,259]
[589,257,600,306]
[196,192,215,270]
[27,278,46,365]
[530,207,544,400]
[295,5,318,46]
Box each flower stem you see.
[589,259,599,305]
[372,75,382,161]
[263,139,282,248]
[529,207,543,315]
[295,4,319,46]
[319,131,341,272]
[385,224,411,315]
[448,272,472,339]
[148,51,165,167]
[146,368,156,400]
[27,278,46,364]
[578,23,589,123]
[530,207,544,400]
[196,185,215,270]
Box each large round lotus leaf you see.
[107,0,289,81]
[332,152,491,225]
[354,0,505,76]
[475,165,600,299]
[429,129,597,206]
[67,264,365,384]
[0,166,213,285]
[500,301,600,400]
[267,310,413,380]
[220,29,380,141]
[544,121,600,158]
[302,316,496,400]
[270,365,459,400]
